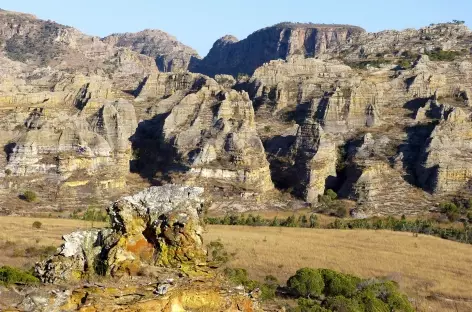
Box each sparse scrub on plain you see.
[22,190,37,202]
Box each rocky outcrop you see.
[334,23,472,61]
[416,106,472,194]
[135,72,206,101]
[0,9,157,89]
[339,133,431,216]
[161,79,274,192]
[5,98,137,178]
[250,57,356,112]
[29,185,259,311]
[103,29,201,72]
[11,280,259,311]
[35,185,206,282]
[292,120,337,203]
[192,23,365,76]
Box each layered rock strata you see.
[103,29,201,72]
[192,23,365,76]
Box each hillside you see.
[0,8,471,220]
[0,216,471,311]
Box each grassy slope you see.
[0,217,471,311]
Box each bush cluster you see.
[206,213,318,228]
[328,216,472,244]
[207,213,472,245]
[439,200,472,222]
[288,268,413,312]
[224,268,279,300]
[0,266,39,285]
[426,48,467,61]
[207,239,230,264]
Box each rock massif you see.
[192,23,365,76]
[103,29,200,72]
[1,7,472,217]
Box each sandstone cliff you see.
[192,23,365,76]
[103,29,201,72]
[1,8,472,217]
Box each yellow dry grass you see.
[0,216,106,269]
[0,217,471,311]
[205,225,472,312]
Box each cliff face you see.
[191,23,365,76]
[1,7,472,217]
[103,29,201,72]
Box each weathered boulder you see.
[35,185,206,283]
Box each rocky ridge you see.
[192,23,365,76]
[103,29,200,72]
[0,8,472,217]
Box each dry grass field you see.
[0,217,471,311]
[206,225,472,312]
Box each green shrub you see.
[32,221,42,229]
[4,169,12,176]
[426,49,466,61]
[309,214,318,228]
[224,268,252,287]
[260,275,279,300]
[440,202,460,221]
[0,266,39,285]
[207,239,229,264]
[357,292,390,312]
[325,189,338,201]
[320,269,361,298]
[326,296,363,312]
[334,205,348,218]
[22,190,37,203]
[287,268,325,298]
[398,59,412,69]
[291,298,330,312]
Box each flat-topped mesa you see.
[103,29,201,73]
[134,72,207,101]
[5,97,137,178]
[191,23,365,76]
[35,185,206,283]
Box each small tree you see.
[32,221,42,229]
[287,268,325,298]
[309,214,318,228]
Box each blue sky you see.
[2,0,471,57]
